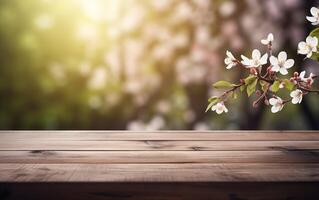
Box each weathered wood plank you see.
[1,140,318,151]
[0,164,319,182]
[0,131,319,199]
[1,182,319,200]
[1,131,319,141]
[0,150,319,164]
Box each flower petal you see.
[252,49,261,60]
[224,58,231,65]
[312,37,318,47]
[267,33,274,41]
[271,105,280,113]
[269,56,278,65]
[279,67,288,75]
[226,63,234,69]
[269,98,277,105]
[306,16,317,22]
[216,108,223,114]
[226,50,234,59]
[241,55,251,66]
[310,7,319,17]
[260,54,268,65]
[278,51,287,62]
[290,90,297,98]
[276,97,283,103]
[211,105,217,111]
[299,71,306,79]
[299,95,303,103]
[224,106,228,113]
[297,42,308,55]
[291,97,300,104]
[261,39,268,45]
[284,59,294,69]
[271,65,280,72]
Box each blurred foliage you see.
[0,0,318,130]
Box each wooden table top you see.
[0,131,319,183]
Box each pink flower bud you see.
[250,68,257,75]
[255,90,261,96]
[264,99,269,105]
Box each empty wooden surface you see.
[0,131,319,200]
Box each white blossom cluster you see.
[210,7,319,115]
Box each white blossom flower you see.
[290,89,303,104]
[211,102,228,114]
[269,97,284,113]
[297,36,318,58]
[306,7,319,25]
[261,33,274,45]
[269,51,294,75]
[224,51,237,69]
[299,70,315,85]
[241,49,268,68]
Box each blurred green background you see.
[0,0,318,130]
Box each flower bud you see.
[253,101,259,108]
[293,72,299,77]
[255,90,261,96]
[250,68,257,75]
[264,99,269,105]
[307,79,313,86]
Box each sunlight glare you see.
[81,0,122,22]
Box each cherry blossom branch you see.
[221,83,245,97]
[207,7,319,115]
[298,87,319,94]
[253,83,270,107]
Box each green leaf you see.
[212,81,235,89]
[205,97,219,112]
[283,79,295,91]
[310,52,319,62]
[309,28,319,62]
[246,78,258,97]
[310,28,319,38]
[208,96,219,103]
[271,80,281,92]
[259,80,268,92]
[244,75,257,85]
[240,85,246,92]
[232,91,238,99]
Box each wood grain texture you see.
[0,150,319,164]
[0,163,319,182]
[1,140,319,151]
[0,131,318,199]
[1,130,319,140]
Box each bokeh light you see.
[0,0,318,130]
